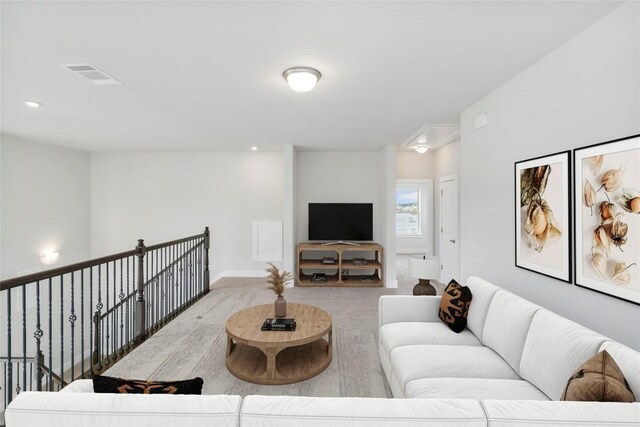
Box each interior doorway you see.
[439,175,459,283]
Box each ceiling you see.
[1,1,620,152]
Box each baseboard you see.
[396,248,429,254]
[210,270,267,287]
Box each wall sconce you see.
[41,251,59,265]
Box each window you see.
[396,189,421,236]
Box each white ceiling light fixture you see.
[251,146,258,151]
[24,100,41,108]
[283,67,321,93]
[415,145,429,154]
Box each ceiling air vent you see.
[62,64,122,85]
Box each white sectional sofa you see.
[5,276,640,426]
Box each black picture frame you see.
[515,150,572,283]
[573,134,640,305]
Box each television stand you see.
[296,242,383,287]
[320,241,361,247]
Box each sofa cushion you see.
[240,395,487,427]
[406,378,549,400]
[464,276,500,340]
[378,296,443,327]
[439,280,473,333]
[599,341,640,402]
[380,322,482,358]
[482,290,541,373]
[4,391,241,427]
[482,400,640,426]
[60,379,93,393]
[519,309,607,400]
[561,350,635,402]
[390,345,519,396]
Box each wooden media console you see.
[296,242,384,287]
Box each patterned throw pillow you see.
[438,280,473,333]
[93,375,204,395]
[561,350,635,402]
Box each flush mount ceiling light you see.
[24,100,42,108]
[283,67,321,93]
[415,145,429,154]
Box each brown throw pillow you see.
[438,280,473,333]
[561,350,635,402]
[93,374,203,395]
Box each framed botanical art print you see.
[515,151,572,283]
[574,134,640,305]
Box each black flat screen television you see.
[308,203,373,241]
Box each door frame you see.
[395,178,434,255]
[439,174,459,283]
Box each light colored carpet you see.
[104,255,444,397]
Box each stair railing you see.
[0,227,210,417]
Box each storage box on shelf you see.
[296,242,384,287]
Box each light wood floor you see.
[104,256,444,398]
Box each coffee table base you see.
[226,338,331,385]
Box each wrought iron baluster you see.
[119,258,124,355]
[59,274,64,386]
[34,280,43,391]
[80,269,85,377]
[95,265,103,371]
[163,247,167,323]
[48,277,52,391]
[111,261,117,361]
[105,262,110,365]
[173,244,178,314]
[126,257,130,349]
[69,272,76,381]
[155,250,159,329]
[7,287,13,403]
[22,284,27,393]
[89,266,95,373]
[15,361,20,396]
[204,227,210,294]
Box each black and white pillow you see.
[438,280,473,333]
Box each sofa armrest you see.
[378,295,442,328]
[60,379,93,393]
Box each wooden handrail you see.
[145,232,205,252]
[0,249,137,291]
[0,232,207,291]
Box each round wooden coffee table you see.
[225,303,332,385]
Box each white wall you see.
[295,151,384,243]
[380,146,398,287]
[90,152,284,280]
[433,139,460,257]
[282,145,297,275]
[0,134,91,278]
[0,133,91,382]
[396,150,436,180]
[460,2,640,349]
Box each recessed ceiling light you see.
[415,145,429,154]
[24,100,42,108]
[283,67,321,93]
[251,146,258,151]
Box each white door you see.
[439,175,459,284]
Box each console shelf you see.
[296,242,384,287]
